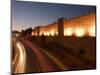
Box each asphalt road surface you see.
[12,37,68,74]
[12,37,96,74]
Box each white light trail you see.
[12,54,18,65]
[14,42,26,73]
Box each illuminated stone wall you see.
[64,12,96,37]
[40,22,58,36]
[32,12,96,37]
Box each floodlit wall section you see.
[32,12,96,37]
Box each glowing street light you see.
[88,25,95,37]
[50,30,55,36]
[64,28,73,36]
[74,27,85,37]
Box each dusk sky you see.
[12,0,96,31]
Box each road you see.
[12,37,96,74]
[12,37,68,74]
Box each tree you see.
[27,27,32,36]
[19,27,32,37]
